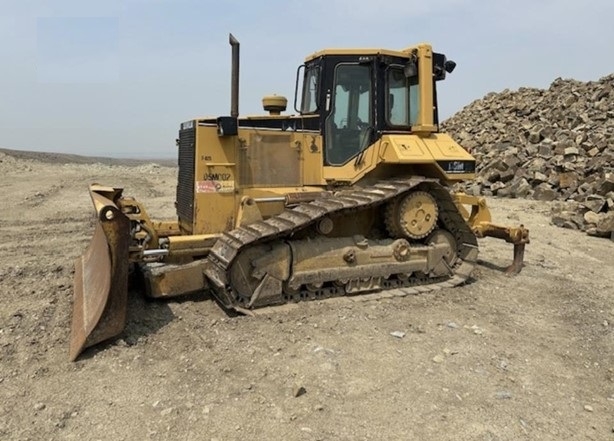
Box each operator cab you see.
[296,47,456,166]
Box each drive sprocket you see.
[386,191,439,240]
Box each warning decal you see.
[196,180,235,193]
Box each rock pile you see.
[443,74,614,238]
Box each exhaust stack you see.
[229,33,240,118]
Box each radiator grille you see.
[176,128,196,224]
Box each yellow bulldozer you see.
[70,35,529,360]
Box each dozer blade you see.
[69,185,131,361]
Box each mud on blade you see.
[69,185,130,361]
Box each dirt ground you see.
[0,149,613,441]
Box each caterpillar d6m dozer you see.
[69,34,529,360]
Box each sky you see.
[1,0,613,158]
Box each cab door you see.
[323,62,374,166]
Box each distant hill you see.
[0,147,176,167]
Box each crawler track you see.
[205,177,479,310]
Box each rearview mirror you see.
[444,60,456,74]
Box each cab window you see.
[387,67,420,127]
[301,66,319,113]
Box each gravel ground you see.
[0,149,613,441]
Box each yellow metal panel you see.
[193,125,237,235]
[383,135,430,161]
[144,261,208,299]
[419,133,474,160]
[380,134,476,182]
[301,133,325,185]
[411,44,435,133]
[381,134,473,161]
[322,139,381,183]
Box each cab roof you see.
[304,45,428,62]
